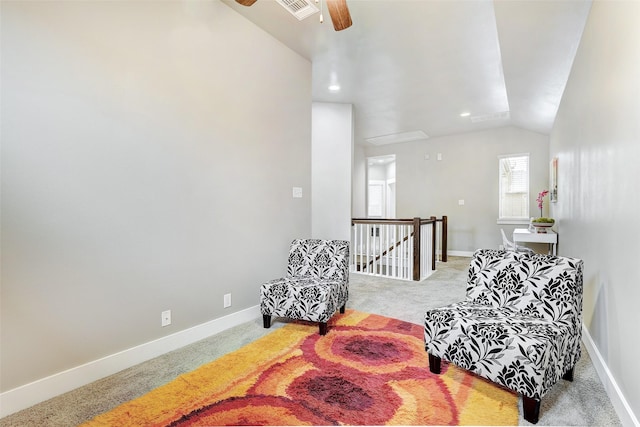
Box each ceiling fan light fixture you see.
[235,0,351,31]
[325,0,352,31]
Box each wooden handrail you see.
[352,218,435,225]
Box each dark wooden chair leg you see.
[522,395,541,424]
[340,304,346,314]
[428,353,441,374]
[262,315,271,329]
[562,367,574,381]
[319,322,328,335]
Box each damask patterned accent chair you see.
[261,239,350,335]
[424,249,584,424]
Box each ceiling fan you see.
[235,0,353,31]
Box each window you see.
[498,154,529,221]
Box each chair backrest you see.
[286,239,350,282]
[466,249,583,327]
[500,229,515,251]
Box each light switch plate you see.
[161,310,171,327]
[292,187,303,198]
[223,293,231,308]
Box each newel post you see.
[412,217,421,281]
[441,215,448,262]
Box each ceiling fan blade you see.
[326,0,352,31]
[236,0,257,6]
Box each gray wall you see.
[352,144,367,218]
[550,0,640,419]
[361,127,549,252]
[1,1,311,391]
[311,102,353,241]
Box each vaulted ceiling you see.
[221,0,591,145]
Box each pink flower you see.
[536,190,549,215]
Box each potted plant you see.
[532,190,554,232]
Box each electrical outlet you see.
[224,293,232,308]
[161,310,171,327]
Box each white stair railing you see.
[419,221,433,281]
[351,217,444,281]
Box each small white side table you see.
[513,228,558,255]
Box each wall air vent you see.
[470,111,510,123]
[276,0,319,20]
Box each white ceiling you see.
[220,0,592,145]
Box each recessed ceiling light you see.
[328,84,340,92]
[460,112,471,117]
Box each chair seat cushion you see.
[424,301,576,398]
[261,277,344,323]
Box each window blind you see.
[499,155,529,219]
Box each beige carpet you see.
[0,257,621,426]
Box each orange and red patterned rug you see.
[83,310,518,426]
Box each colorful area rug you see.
[83,310,518,426]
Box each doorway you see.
[367,155,396,218]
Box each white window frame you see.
[497,153,530,224]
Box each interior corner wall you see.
[549,0,640,422]
[0,0,311,393]
[311,102,353,241]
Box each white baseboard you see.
[0,305,260,418]
[446,250,474,257]
[582,324,639,427]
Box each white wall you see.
[1,0,311,393]
[367,163,389,181]
[363,127,549,252]
[311,102,353,241]
[550,1,640,422]
[352,144,366,218]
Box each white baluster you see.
[351,224,356,272]
[367,224,371,274]
[384,224,389,276]
[359,223,364,272]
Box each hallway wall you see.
[550,1,640,422]
[1,0,312,394]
